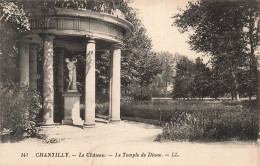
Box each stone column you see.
[110,45,121,121]
[42,35,55,125]
[29,44,38,90]
[84,39,96,127]
[19,42,29,86]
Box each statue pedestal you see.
[62,92,83,125]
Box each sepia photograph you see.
[0,0,259,165]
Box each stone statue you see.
[65,57,77,91]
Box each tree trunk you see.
[234,82,240,101]
[231,88,234,100]
[230,64,239,101]
[236,92,240,101]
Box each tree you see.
[116,0,162,95]
[173,56,195,99]
[0,1,30,83]
[193,57,211,99]
[156,51,175,93]
[0,1,42,139]
[210,56,233,98]
[173,0,259,100]
[172,56,211,99]
[136,51,162,95]
[242,0,260,100]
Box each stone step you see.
[96,115,110,120]
[95,117,110,124]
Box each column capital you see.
[111,43,123,49]
[85,38,96,44]
[40,33,55,41]
[18,37,31,44]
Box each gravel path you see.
[0,121,258,166]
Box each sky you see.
[130,0,203,60]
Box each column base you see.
[83,123,96,128]
[40,122,57,128]
[73,119,84,126]
[62,119,73,125]
[66,89,78,92]
[110,119,122,122]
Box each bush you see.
[132,94,151,101]
[157,108,258,142]
[0,83,42,141]
[96,102,109,116]
[121,99,258,141]
[79,102,110,119]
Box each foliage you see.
[157,51,175,85]
[0,1,31,84]
[0,83,42,140]
[21,0,126,19]
[173,0,260,100]
[131,93,151,101]
[192,57,211,98]
[0,1,30,31]
[172,56,211,99]
[0,2,41,141]
[151,51,175,97]
[96,50,111,91]
[95,102,109,116]
[116,1,162,94]
[121,99,258,141]
[173,56,195,98]
[157,106,258,142]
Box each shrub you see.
[79,102,110,118]
[121,99,258,141]
[96,102,109,116]
[157,108,258,141]
[132,94,151,101]
[0,83,42,141]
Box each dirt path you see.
[0,121,259,166]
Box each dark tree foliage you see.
[0,1,30,83]
[173,56,195,98]
[173,56,211,99]
[193,57,211,99]
[173,0,260,100]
